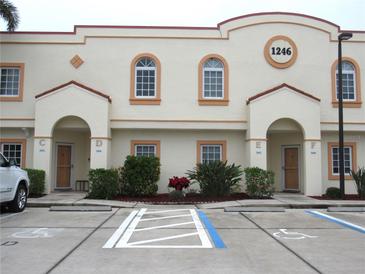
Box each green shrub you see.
[350,167,365,199]
[187,161,243,197]
[88,168,119,199]
[24,169,45,196]
[120,156,160,196]
[244,167,275,198]
[325,187,341,199]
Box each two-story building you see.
[1,12,364,195]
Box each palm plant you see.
[0,0,19,31]
[350,167,365,199]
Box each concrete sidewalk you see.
[27,191,365,209]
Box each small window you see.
[328,142,357,180]
[130,140,161,158]
[203,58,224,99]
[197,140,226,164]
[336,61,356,101]
[201,144,222,164]
[1,143,22,167]
[135,58,156,98]
[0,63,24,101]
[135,144,156,157]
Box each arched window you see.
[198,54,229,106]
[130,53,161,105]
[135,58,156,97]
[336,61,356,101]
[331,57,361,108]
[203,58,224,99]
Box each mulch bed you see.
[115,192,256,204]
[310,195,365,201]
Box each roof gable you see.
[247,83,320,105]
[35,80,112,103]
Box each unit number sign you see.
[264,35,297,69]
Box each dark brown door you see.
[56,145,71,188]
[284,147,299,190]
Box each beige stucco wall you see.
[321,132,365,195]
[111,129,247,192]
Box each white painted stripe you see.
[143,209,192,215]
[102,210,138,249]
[134,221,195,232]
[127,232,199,246]
[190,209,213,248]
[115,208,147,248]
[0,211,25,221]
[121,245,212,249]
[139,214,191,222]
[308,210,365,233]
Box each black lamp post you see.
[338,32,352,199]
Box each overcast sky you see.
[1,0,364,31]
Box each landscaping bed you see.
[310,195,365,201]
[115,192,254,204]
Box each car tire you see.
[9,184,27,212]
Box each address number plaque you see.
[264,35,297,69]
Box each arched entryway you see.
[267,118,304,193]
[52,116,91,191]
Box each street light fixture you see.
[337,32,352,199]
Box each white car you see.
[0,152,30,212]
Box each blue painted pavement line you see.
[197,210,226,248]
[306,210,365,234]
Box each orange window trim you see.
[0,63,25,102]
[0,138,27,168]
[129,53,161,105]
[198,54,229,106]
[331,57,362,108]
[196,140,227,164]
[130,140,161,158]
[327,142,357,180]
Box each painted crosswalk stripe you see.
[128,232,199,246]
[190,209,213,248]
[103,210,138,248]
[139,214,191,222]
[306,210,365,234]
[134,221,195,232]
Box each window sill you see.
[332,101,362,108]
[0,96,23,102]
[328,175,354,180]
[129,98,161,105]
[198,99,229,106]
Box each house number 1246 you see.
[271,47,292,56]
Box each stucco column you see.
[303,140,322,195]
[90,138,111,169]
[33,137,53,194]
[246,139,267,169]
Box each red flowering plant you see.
[168,176,190,191]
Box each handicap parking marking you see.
[103,208,226,249]
[273,229,318,240]
[306,210,365,234]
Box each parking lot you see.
[1,207,364,274]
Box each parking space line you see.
[134,221,195,232]
[306,210,365,234]
[139,214,191,222]
[190,209,213,248]
[128,232,199,246]
[143,209,191,215]
[197,210,225,248]
[103,210,139,248]
[115,208,147,248]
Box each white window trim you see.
[135,144,157,157]
[331,146,353,176]
[0,67,20,97]
[134,66,156,99]
[200,144,222,163]
[336,65,356,102]
[1,142,22,166]
[202,67,224,99]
